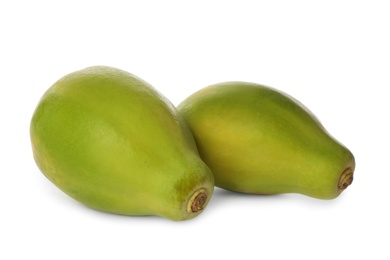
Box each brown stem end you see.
[187,189,208,213]
[338,167,354,191]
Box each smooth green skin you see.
[178,82,355,199]
[30,66,214,221]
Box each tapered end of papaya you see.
[338,167,354,191]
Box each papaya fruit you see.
[178,82,355,199]
[30,66,214,221]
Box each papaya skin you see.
[30,66,214,221]
[178,82,355,199]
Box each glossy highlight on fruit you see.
[178,82,355,199]
[30,66,214,220]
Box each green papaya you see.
[30,66,214,221]
[178,82,355,199]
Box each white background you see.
[1,1,389,259]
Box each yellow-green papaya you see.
[30,66,214,221]
[178,82,355,199]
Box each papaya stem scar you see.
[187,189,208,213]
[338,167,354,190]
